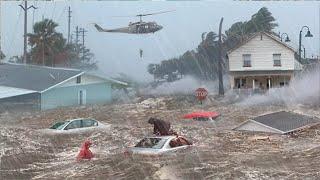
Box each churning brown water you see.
[1,96,320,179]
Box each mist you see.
[2,1,319,81]
[238,65,320,106]
[139,75,230,96]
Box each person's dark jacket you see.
[148,118,171,136]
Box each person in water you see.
[77,140,94,160]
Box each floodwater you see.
[1,96,320,179]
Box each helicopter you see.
[93,10,174,34]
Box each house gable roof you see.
[234,119,284,134]
[0,86,37,99]
[0,63,83,92]
[86,72,128,86]
[0,63,128,93]
[227,32,297,55]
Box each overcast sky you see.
[1,1,319,81]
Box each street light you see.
[301,44,306,59]
[299,26,313,62]
[280,33,290,42]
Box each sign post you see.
[195,88,208,104]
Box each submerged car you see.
[49,118,105,131]
[126,136,192,155]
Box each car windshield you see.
[50,121,68,130]
[135,138,167,149]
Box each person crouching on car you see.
[148,117,176,136]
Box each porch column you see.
[268,78,271,89]
[230,75,234,89]
[252,79,255,89]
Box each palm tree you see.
[149,7,278,82]
[28,19,66,66]
[250,7,278,33]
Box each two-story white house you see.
[227,32,302,92]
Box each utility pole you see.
[74,26,81,57]
[79,28,87,60]
[74,26,79,45]
[67,6,72,44]
[0,0,5,61]
[32,7,36,32]
[217,17,224,96]
[70,34,73,44]
[19,1,37,64]
[79,28,87,47]
[0,0,2,60]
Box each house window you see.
[243,54,251,67]
[76,76,81,84]
[273,54,281,66]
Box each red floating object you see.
[183,111,220,119]
[77,140,94,160]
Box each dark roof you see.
[253,111,319,133]
[0,63,82,92]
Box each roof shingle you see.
[0,63,82,92]
[253,111,319,133]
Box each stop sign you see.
[195,88,208,101]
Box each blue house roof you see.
[0,63,127,92]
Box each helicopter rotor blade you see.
[136,10,175,17]
[110,10,175,18]
[110,15,136,18]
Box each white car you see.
[49,118,106,131]
[126,136,192,155]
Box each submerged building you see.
[0,63,127,112]
[234,111,319,134]
[227,32,302,93]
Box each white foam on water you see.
[237,66,320,107]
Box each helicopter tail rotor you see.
[93,23,105,32]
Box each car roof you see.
[51,118,100,128]
[144,136,177,140]
[65,118,97,122]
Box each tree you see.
[27,19,96,70]
[147,7,278,82]
[224,7,278,50]
[249,7,278,33]
[27,19,66,66]
[67,43,97,70]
